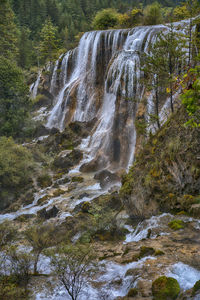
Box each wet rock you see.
[189,204,200,217]
[37,205,59,219]
[78,192,89,199]
[53,149,83,171]
[94,169,120,188]
[137,280,152,297]
[34,125,50,138]
[69,118,97,137]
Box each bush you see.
[92,8,119,30]
[152,276,180,300]
[143,2,163,25]
[0,137,34,210]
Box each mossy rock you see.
[152,276,180,300]
[138,246,155,259]
[168,219,185,230]
[71,176,84,183]
[192,280,200,296]
[52,189,65,197]
[81,201,91,213]
[155,250,165,256]
[127,288,138,297]
[37,195,49,205]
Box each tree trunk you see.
[155,87,160,129]
[34,252,40,274]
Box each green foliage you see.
[0,56,31,137]
[92,8,119,30]
[143,2,163,25]
[0,137,34,210]
[152,276,180,300]
[37,173,52,188]
[38,18,60,64]
[181,78,200,127]
[192,280,200,296]
[0,0,19,60]
[0,221,16,248]
[168,219,185,230]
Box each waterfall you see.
[31,71,41,99]
[33,20,190,171]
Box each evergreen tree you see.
[0,56,31,137]
[0,0,18,60]
[38,18,60,64]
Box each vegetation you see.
[192,280,200,296]
[25,224,56,274]
[168,219,185,230]
[0,56,31,137]
[152,276,180,300]
[0,137,34,210]
[50,244,96,300]
[92,8,119,30]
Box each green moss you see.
[37,195,49,205]
[127,288,138,297]
[154,250,165,256]
[52,189,65,197]
[138,246,155,258]
[192,280,200,296]
[81,201,91,213]
[71,176,84,183]
[152,276,180,300]
[168,219,185,230]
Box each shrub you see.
[0,137,34,210]
[92,8,119,30]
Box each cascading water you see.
[36,20,190,172]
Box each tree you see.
[141,39,167,129]
[0,0,19,60]
[181,60,200,127]
[38,17,60,64]
[0,56,31,137]
[158,23,187,112]
[25,224,56,274]
[50,244,96,300]
[92,8,119,30]
[143,2,163,25]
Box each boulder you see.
[37,205,59,219]
[189,204,200,217]
[94,169,120,188]
[53,149,83,170]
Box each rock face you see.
[120,108,200,218]
[37,205,59,219]
[94,169,120,188]
[53,149,83,171]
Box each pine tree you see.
[38,18,60,64]
[0,0,19,60]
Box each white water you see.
[31,71,41,99]
[167,262,200,291]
